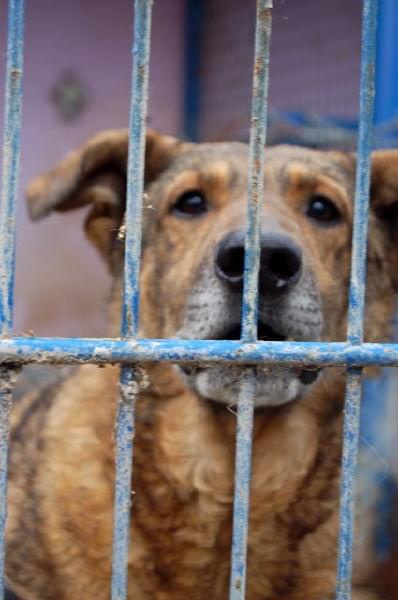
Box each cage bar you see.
[0,0,25,596]
[0,0,25,336]
[111,1,153,599]
[0,338,397,367]
[229,2,273,599]
[336,1,378,599]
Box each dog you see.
[5,129,398,600]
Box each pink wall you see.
[0,0,185,336]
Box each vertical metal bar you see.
[111,1,153,599]
[229,371,256,600]
[0,0,25,335]
[241,0,273,344]
[229,2,273,599]
[336,1,378,599]
[347,0,377,347]
[0,1,25,597]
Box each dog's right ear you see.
[27,129,186,266]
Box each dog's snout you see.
[215,230,302,295]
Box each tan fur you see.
[5,130,398,599]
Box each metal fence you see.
[0,0,391,599]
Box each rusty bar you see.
[0,0,25,336]
[336,1,378,599]
[230,2,273,599]
[0,1,25,597]
[241,0,273,343]
[0,338,398,367]
[111,1,153,599]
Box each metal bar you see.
[241,0,272,343]
[229,371,256,599]
[0,338,398,367]
[0,368,16,599]
[230,2,273,599]
[0,1,25,597]
[336,367,364,600]
[0,0,25,336]
[111,1,153,599]
[111,367,139,600]
[347,0,377,346]
[336,2,378,599]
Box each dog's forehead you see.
[169,142,354,188]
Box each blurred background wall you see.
[0,0,185,336]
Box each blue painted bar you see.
[0,0,25,336]
[0,1,25,597]
[112,367,138,600]
[230,2,273,598]
[347,0,377,346]
[0,338,398,367]
[111,1,153,599]
[241,0,273,343]
[229,371,256,600]
[336,2,378,599]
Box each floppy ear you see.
[370,150,398,289]
[26,128,185,266]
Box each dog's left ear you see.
[370,150,398,288]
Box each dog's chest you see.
[129,394,341,600]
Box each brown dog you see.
[5,129,398,600]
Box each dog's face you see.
[27,130,398,408]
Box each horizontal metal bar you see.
[0,338,397,367]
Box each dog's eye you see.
[171,191,208,218]
[306,195,341,224]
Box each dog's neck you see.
[132,362,344,510]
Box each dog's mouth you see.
[218,321,286,341]
[180,321,320,387]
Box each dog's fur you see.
[5,130,398,599]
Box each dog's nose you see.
[215,230,302,295]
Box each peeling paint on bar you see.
[111,1,153,599]
[112,367,139,600]
[0,1,25,597]
[336,2,378,599]
[336,368,363,600]
[0,368,17,594]
[241,0,272,343]
[229,371,256,599]
[0,338,398,367]
[0,0,25,335]
[347,0,377,347]
[230,2,273,599]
